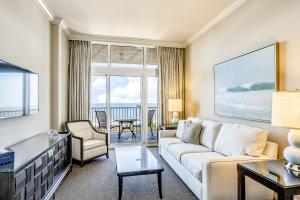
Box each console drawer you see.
[14,188,25,200]
[34,173,41,192]
[34,158,42,175]
[25,164,34,184]
[25,181,34,198]
[41,167,49,183]
[47,149,54,163]
[15,170,26,193]
[41,181,47,199]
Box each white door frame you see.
[91,43,158,145]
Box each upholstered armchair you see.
[65,120,108,167]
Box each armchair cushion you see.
[83,139,106,151]
[67,121,94,140]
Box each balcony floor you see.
[110,131,158,144]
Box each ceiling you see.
[45,0,240,44]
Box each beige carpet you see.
[55,147,197,200]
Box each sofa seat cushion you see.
[181,152,225,182]
[167,143,211,161]
[83,139,106,151]
[159,138,183,150]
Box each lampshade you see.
[272,91,300,129]
[168,99,182,112]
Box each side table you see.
[237,160,300,200]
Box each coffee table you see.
[115,146,164,200]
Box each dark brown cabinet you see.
[0,132,71,200]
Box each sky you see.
[91,76,158,105]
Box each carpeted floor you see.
[55,147,198,200]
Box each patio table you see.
[114,118,138,139]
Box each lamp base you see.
[285,162,300,177]
[171,112,178,127]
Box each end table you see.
[160,125,177,130]
[237,159,300,200]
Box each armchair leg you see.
[106,153,109,158]
[81,160,84,167]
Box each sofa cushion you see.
[214,123,268,156]
[200,120,222,149]
[167,143,211,161]
[83,139,106,151]
[176,120,185,139]
[181,122,202,144]
[159,138,183,150]
[181,152,225,182]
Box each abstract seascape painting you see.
[214,44,277,122]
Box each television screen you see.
[0,60,39,119]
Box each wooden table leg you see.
[118,176,123,200]
[157,171,162,199]
[238,168,245,200]
[278,191,293,200]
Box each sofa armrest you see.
[159,130,177,138]
[202,156,274,200]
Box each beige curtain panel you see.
[68,40,91,121]
[159,47,185,125]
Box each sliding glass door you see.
[91,43,159,146]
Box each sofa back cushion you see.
[181,121,202,144]
[200,120,223,149]
[176,120,185,139]
[214,123,268,156]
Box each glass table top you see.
[240,160,300,187]
[115,146,163,175]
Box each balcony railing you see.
[90,106,158,128]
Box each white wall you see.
[0,0,51,148]
[185,0,300,157]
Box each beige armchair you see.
[65,120,108,167]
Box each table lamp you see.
[168,99,182,126]
[272,91,300,175]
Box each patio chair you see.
[65,120,108,167]
[95,110,119,132]
[134,109,156,137]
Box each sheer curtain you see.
[158,47,185,126]
[68,40,91,121]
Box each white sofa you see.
[158,118,278,200]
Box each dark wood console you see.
[0,132,71,200]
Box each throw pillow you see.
[214,123,269,156]
[181,121,202,144]
[200,120,223,149]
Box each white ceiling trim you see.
[68,34,187,48]
[187,0,248,44]
[33,0,70,34]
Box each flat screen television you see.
[0,60,39,119]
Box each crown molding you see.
[68,33,187,48]
[187,0,248,44]
[33,0,70,34]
